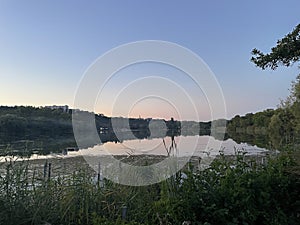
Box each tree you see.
[268,108,296,148]
[251,24,300,146]
[251,24,300,70]
[290,75,300,133]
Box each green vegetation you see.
[227,24,300,150]
[227,74,300,149]
[0,151,299,225]
[251,23,300,143]
[0,107,185,156]
[251,24,300,70]
[0,106,76,156]
[0,106,73,139]
[0,24,300,225]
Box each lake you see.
[0,133,277,185]
[0,134,272,161]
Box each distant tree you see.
[268,108,295,147]
[251,24,300,70]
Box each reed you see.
[0,150,299,225]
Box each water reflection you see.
[163,134,177,156]
[15,136,270,159]
[0,127,272,159]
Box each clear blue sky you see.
[0,0,299,120]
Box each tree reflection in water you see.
[163,134,178,157]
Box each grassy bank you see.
[0,151,299,225]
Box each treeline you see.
[227,75,300,149]
[0,106,73,140]
[0,106,188,155]
[0,106,215,142]
[0,106,182,138]
[4,97,299,153]
[226,109,274,148]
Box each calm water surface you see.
[7,135,271,162]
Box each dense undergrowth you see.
[0,149,299,225]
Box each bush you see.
[0,151,299,225]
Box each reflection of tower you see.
[163,134,178,156]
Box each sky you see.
[0,0,299,121]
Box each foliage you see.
[268,107,297,148]
[227,109,275,148]
[0,106,73,138]
[0,151,299,225]
[282,74,300,136]
[251,24,300,70]
[242,24,300,149]
[0,106,187,156]
[227,109,275,134]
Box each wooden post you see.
[48,163,51,181]
[121,205,127,220]
[97,161,101,183]
[43,160,48,180]
[97,161,104,188]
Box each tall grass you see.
[0,151,299,225]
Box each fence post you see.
[48,163,51,181]
[97,161,104,188]
[43,160,48,180]
[121,205,127,220]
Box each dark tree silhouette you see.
[251,24,300,70]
